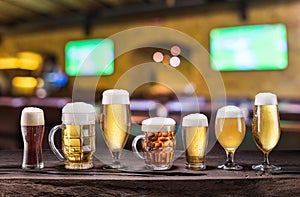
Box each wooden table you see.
[0,150,299,196]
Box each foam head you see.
[216,105,244,119]
[255,92,278,105]
[142,117,176,132]
[62,102,95,125]
[182,113,208,127]
[102,89,130,104]
[21,107,44,126]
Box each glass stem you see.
[263,153,270,167]
[225,151,235,167]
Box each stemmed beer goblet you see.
[100,89,131,169]
[252,92,281,171]
[215,106,246,170]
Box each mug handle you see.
[132,135,145,160]
[48,124,65,161]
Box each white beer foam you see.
[21,107,44,126]
[62,102,95,125]
[142,117,176,132]
[216,105,244,118]
[255,92,278,105]
[182,113,208,127]
[102,89,130,104]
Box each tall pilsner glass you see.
[252,92,281,171]
[101,89,131,169]
[215,106,245,170]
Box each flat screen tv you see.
[65,39,114,76]
[210,24,288,71]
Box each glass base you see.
[65,162,93,170]
[22,162,44,169]
[218,163,243,171]
[103,163,127,170]
[145,164,172,171]
[252,164,281,172]
[185,163,206,170]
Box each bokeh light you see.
[153,51,164,63]
[170,56,180,67]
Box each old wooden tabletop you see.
[0,150,299,196]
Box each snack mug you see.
[132,117,176,170]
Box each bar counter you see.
[0,150,299,196]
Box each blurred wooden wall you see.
[0,0,300,100]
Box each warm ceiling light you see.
[170,56,180,67]
[12,77,38,89]
[153,51,164,63]
[17,51,42,70]
[0,57,19,69]
[170,45,181,56]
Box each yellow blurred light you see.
[17,52,42,70]
[12,77,38,89]
[0,51,43,70]
[0,57,19,69]
[36,78,45,88]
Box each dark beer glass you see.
[21,107,45,169]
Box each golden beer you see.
[252,105,280,154]
[215,106,245,170]
[101,104,130,152]
[63,124,95,166]
[215,117,245,151]
[183,126,208,166]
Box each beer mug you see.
[132,117,176,170]
[49,102,96,170]
[182,113,208,170]
[21,107,45,169]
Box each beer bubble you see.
[216,105,244,118]
[182,113,208,127]
[142,117,176,132]
[21,107,44,126]
[102,89,130,104]
[255,92,278,105]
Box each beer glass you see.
[215,106,245,170]
[132,117,176,170]
[21,107,44,169]
[49,102,96,170]
[101,89,131,169]
[252,92,281,171]
[182,113,208,170]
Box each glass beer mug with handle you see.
[49,102,96,170]
[101,89,131,169]
[132,117,176,171]
[215,105,246,170]
[252,92,281,171]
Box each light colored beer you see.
[63,124,95,165]
[252,105,280,154]
[101,104,130,152]
[215,117,245,151]
[183,126,207,164]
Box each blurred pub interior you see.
[0,0,299,151]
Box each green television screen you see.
[65,39,114,76]
[210,24,288,71]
